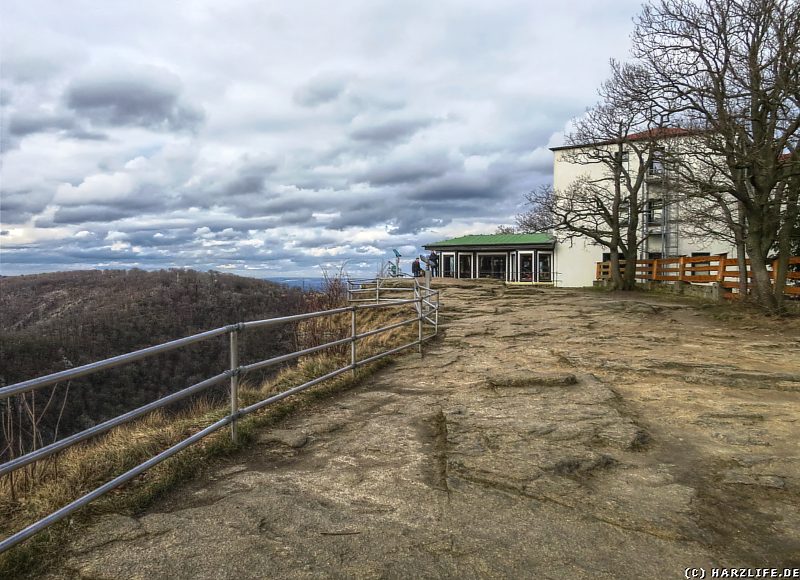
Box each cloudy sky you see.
[1,0,643,278]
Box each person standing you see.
[412,257,422,277]
[428,251,439,277]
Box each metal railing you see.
[0,277,439,555]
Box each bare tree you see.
[518,61,667,290]
[495,225,517,235]
[669,138,752,295]
[632,0,800,310]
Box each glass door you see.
[458,254,473,278]
[477,254,506,279]
[442,253,456,277]
[537,252,553,283]
[519,252,534,282]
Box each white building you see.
[424,234,557,284]
[550,130,737,287]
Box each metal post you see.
[229,328,239,444]
[375,277,380,303]
[416,284,423,355]
[350,307,357,378]
[434,290,439,337]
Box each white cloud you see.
[55,172,134,205]
[1,0,644,277]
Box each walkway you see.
[53,281,800,578]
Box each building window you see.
[619,201,630,226]
[538,252,553,283]
[520,253,534,281]
[441,253,456,278]
[477,254,506,280]
[648,149,665,176]
[646,200,663,225]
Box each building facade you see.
[550,132,737,287]
[424,234,557,284]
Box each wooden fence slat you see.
[595,253,800,298]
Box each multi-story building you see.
[549,130,736,287]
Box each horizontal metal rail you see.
[353,297,419,309]
[354,316,419,341]
[240,305,353,331]
[356,337,429,367]
[241,336,354,374]
[0,415,233,554]
[239,364,355,416]
[0,276,440,555]
[349,287,410,293]
[0,371,230,477]
[0,326,232,399]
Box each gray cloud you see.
[65,66,204,131]
[7,112,75,136]
[357,154,457,186]
[349,117,436,143]
[293,74,349,107]
[407,175,502,202]
[49,205,143,225]
[65,129,108,141]
[0,188,53,223]
[2,0,644,277]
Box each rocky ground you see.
[52,281,800,578]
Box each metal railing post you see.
[229,327,240,444]
[434,290,439,337]
[350,307,357,378]
[375,277,380,303]
[416,284,423,355]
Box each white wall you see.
[551,138,741,287]
[555,237,601,287]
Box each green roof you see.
[425,233,555,248]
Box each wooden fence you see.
[595,254,800,299]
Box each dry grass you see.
[0,298,423,578]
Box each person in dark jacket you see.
[411,258,422,277]
[428,251,439,277]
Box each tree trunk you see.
[609,250,623,290]
[622,246,638,290]
[745,232,779,312]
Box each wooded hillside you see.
[0,269,309,462]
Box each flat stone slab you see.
[50,283,800,578]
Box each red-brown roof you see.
[549,127,693,152]
[624,127,692,142]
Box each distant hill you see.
[266,277,328,291]
[0,269,310,461]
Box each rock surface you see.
[53,282,800,578]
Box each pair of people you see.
[412,251,439,277]
[427,251,439,277]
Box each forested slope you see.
[0,269,309,460]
